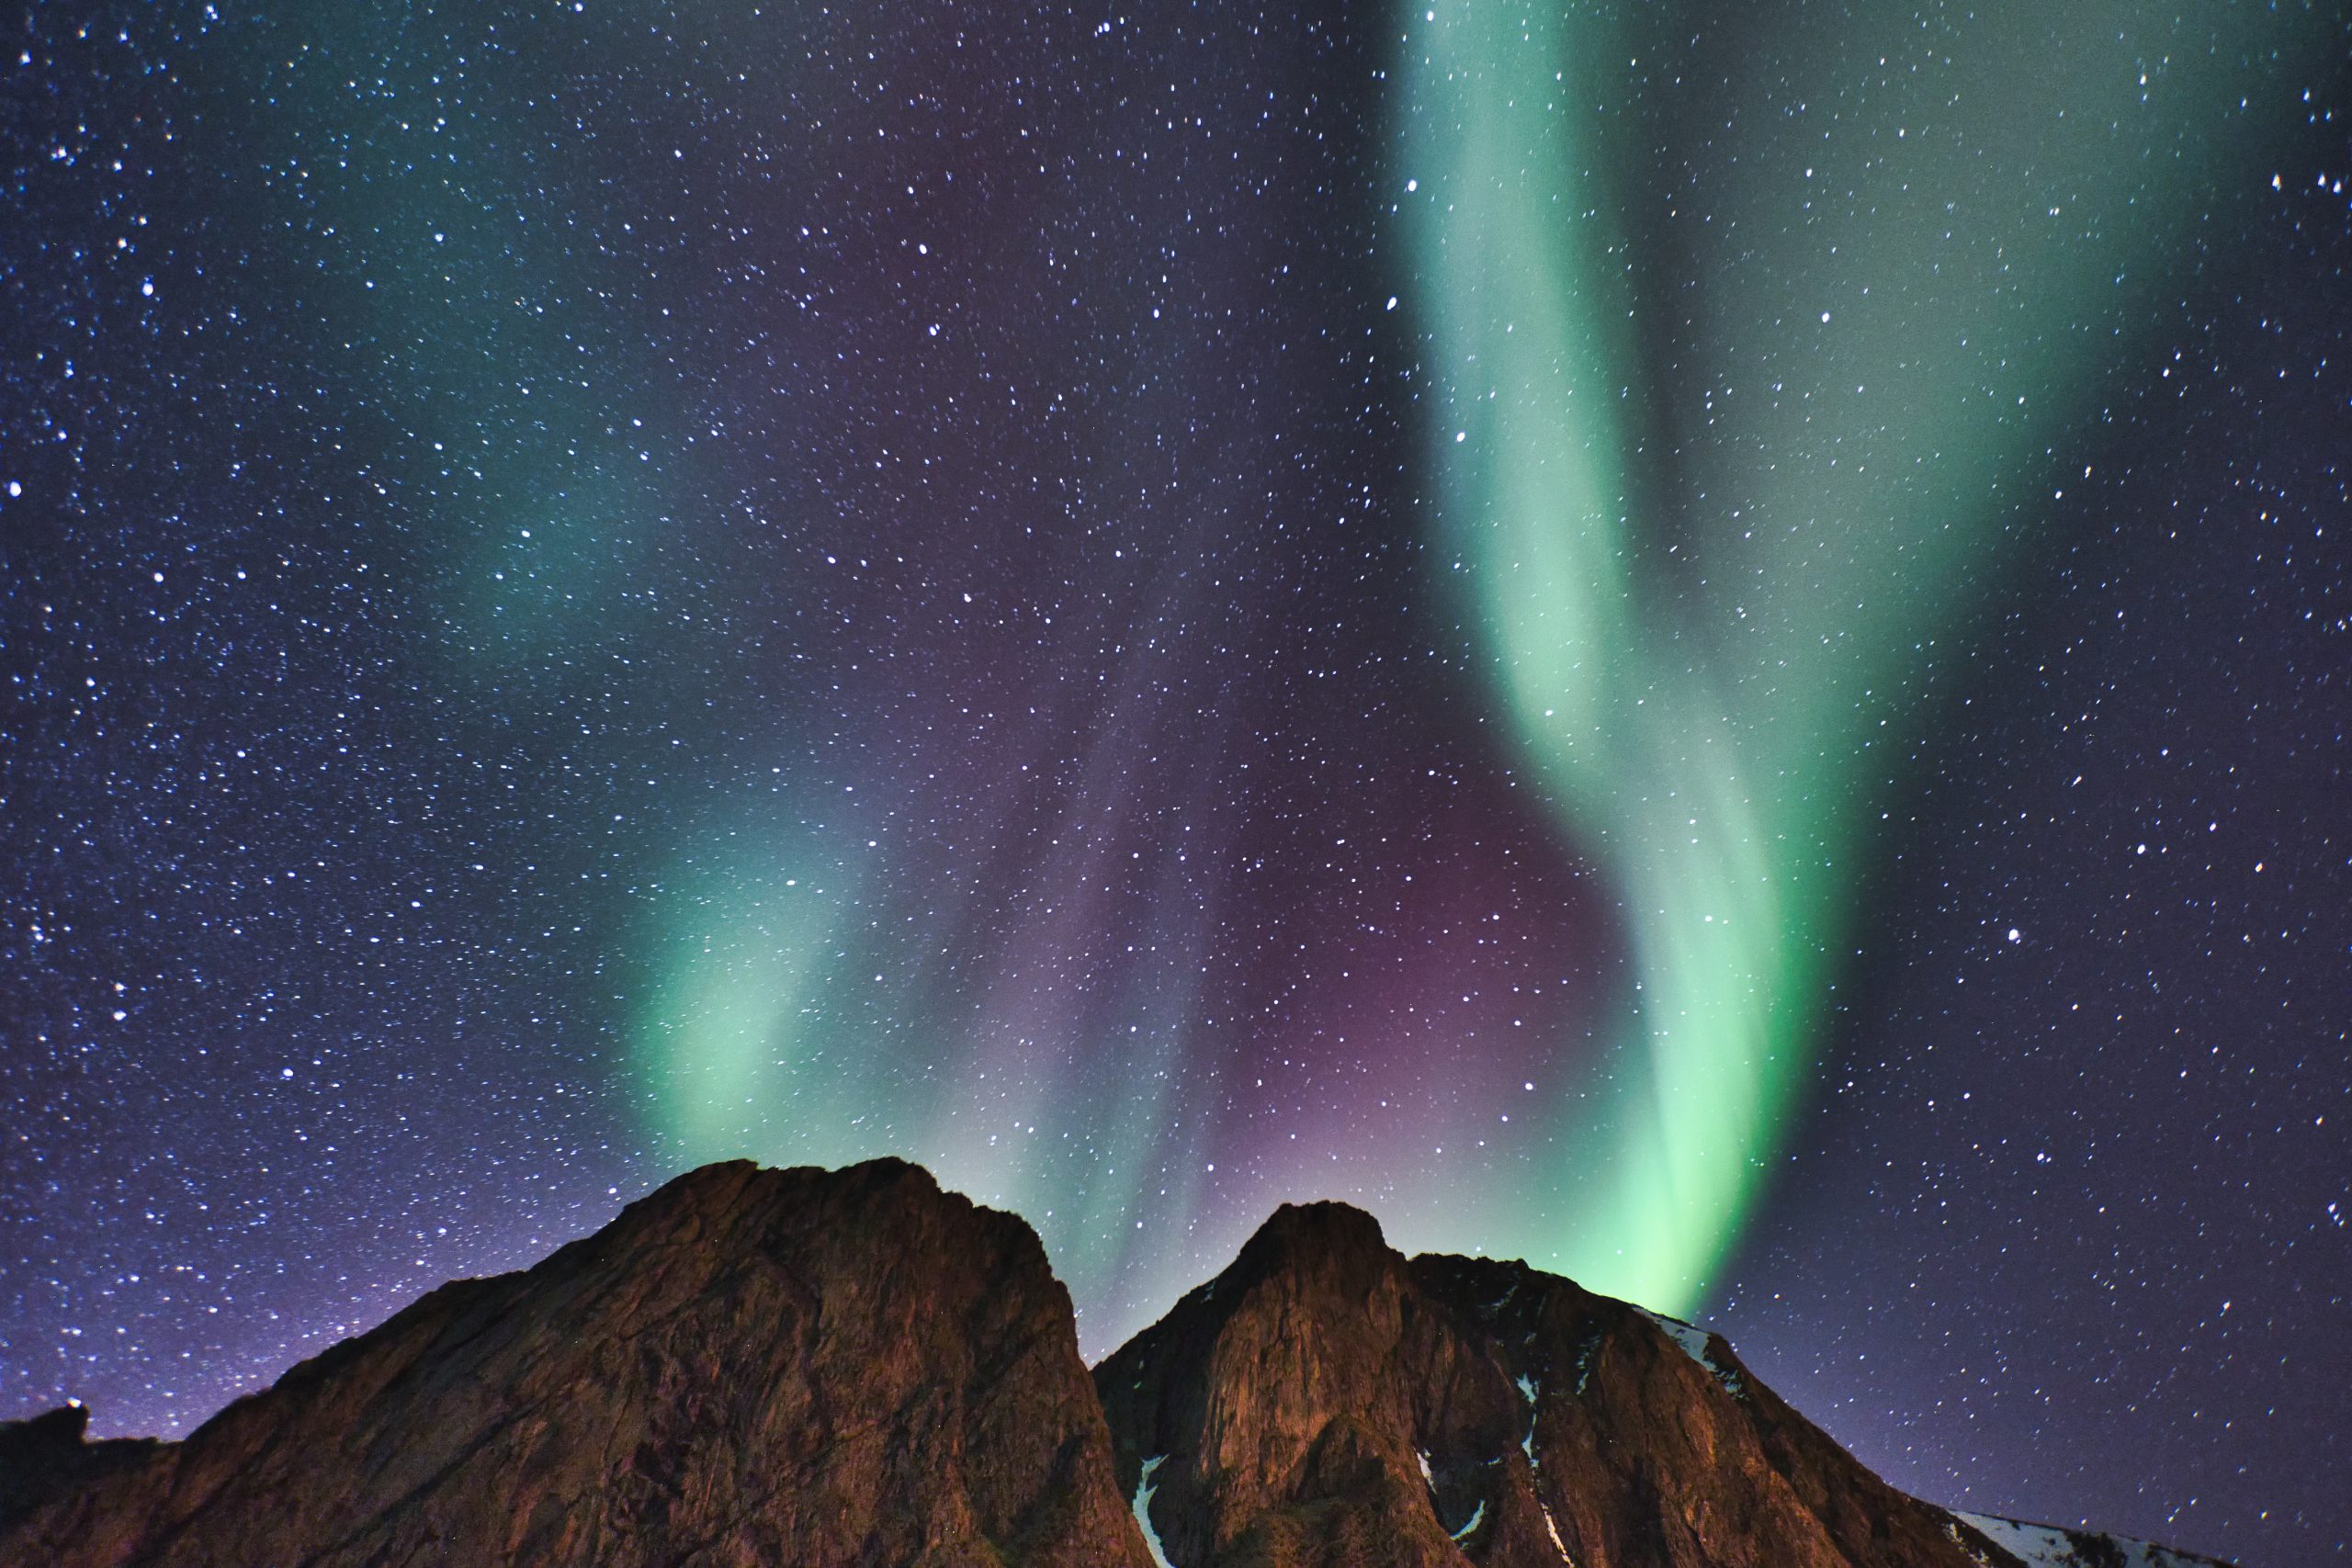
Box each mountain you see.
[1090,1200,2226,1568]
[0,1161,2233,1568]
[0,1159,1150,1568]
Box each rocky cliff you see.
[0,1158,1151,1568]
[1092,1200,2123,1568]
[2,1163,2231,1568]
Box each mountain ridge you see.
[1,1160,2237,1568]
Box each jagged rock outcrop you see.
[1094,1200,2016,1568]
[0,1405,159,1533]
[0,1158,1154,1568]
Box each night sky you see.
[3,2,2346,1563]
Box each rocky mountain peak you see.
[1232,1199,1393,1271]
[1,1158,1150,1568]
[2,1162,2236,1568]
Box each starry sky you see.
[2,1,2346,1562]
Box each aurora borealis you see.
[5,2,2347,1563]
[1400,1,2342,1317]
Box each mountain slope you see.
[1,1158,1153,1568]
[1951,1513,2232,1568]
[2,1165,2235,1568]
[1093,1199,2034,1568]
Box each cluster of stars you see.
[1,5,2344,1564]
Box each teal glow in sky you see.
[604,1,2334,1341]
[14,2,2344,1555]
[1398,0,2322,1311]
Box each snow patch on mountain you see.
[1634,1307,1747,1398]
[1952,1510,2224,1568]
[1133,1456,1177,1568]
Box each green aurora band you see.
[1398,0,2322,1311]
[618,0,2326,1335]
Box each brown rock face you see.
[3,1164,2232,1568]
[0,1405,159,1533]
[1,1158,1153,1568]
[1092,1201,2018,1568]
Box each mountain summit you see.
[0,1160,1148,1568]
[1092,1201,2206,1568]
[1,1162,2230,1568]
